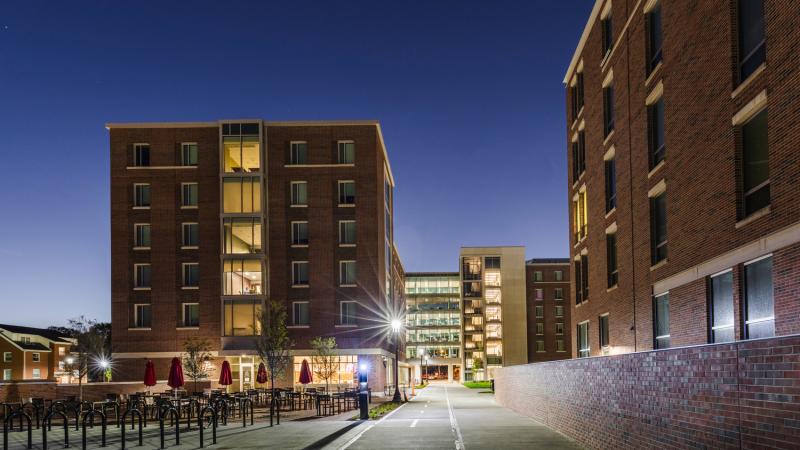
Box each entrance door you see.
[453,365,461,381]
[240,363,253,392]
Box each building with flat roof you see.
[109,120,404,392]
[565,0,800,356]
[525,259,572,361]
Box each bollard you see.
[81,409,106,449]
[4,410,33,450]
[42,410,69,450]
[198,406,217,448]
[158,407,179,449]
[120,409,142,450]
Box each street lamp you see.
[391,319,402,402]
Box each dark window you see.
[463,281,482,298]
[181,143,198,166]
[601,14,613,56]
[744,256,774,339]
[134,184,151,208]
[653,293,670,349]
[570,85,578,122]
[182,223,198,247]
[603,85,615,137]
[648,97,665,168]
[485,257,501,269]
[338,181,356,205]
[737,0,765,82]
[338,142,355,164]
[605,158,616,212]
[577,73,584,112]
[741,109,770,217]
[572,131,586,183]
[650,192,667,265]
[580,255,589,301]
[606,233,618,287]
[293,302,310,326]
[709,271,734,343]
[292,222,309,246]
[646,3,663,73]
[134,144,150,167]
[340,301,357,325]
[183,263,199,287]
[577,322,589,357]
[183,303,199,327]
[533,271,543,282]
[599,315,610,348]
[292,261,309,286]
[134,304,152,328]
[574,260,582,304]
[290,142,307,165]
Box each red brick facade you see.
[565,0,800,356]
[525,260,572,362]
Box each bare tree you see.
[310,336,338,392]
[68,317,109,402]
[254,300,292,426]
[182,338,212,394]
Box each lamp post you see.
[391,319,402,402]
[419,351,425,385]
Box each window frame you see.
[535,305,544,319]
[182,222,199,249]
[133,143,150,167]
[133,263,151,290]
[606,232,618,288]
[2,352,10,363]
[291,221,309,247]
[181,302,200,328]
[653,293,671,349]
[181,142,198,167]
[736,0,766,84]
[708,269,735,343]
[182,262,199,289]
[133,183,151,209]
[338,180,356,206]
[599,314,610,349]
[743,255,775,340]
[292,261,309,287]
[290,181,308,207]
[134,223,151,249]
[648,97,666,168]
[645,1,663,74]
[292,301,310,326]
[605,157,617,212]
[181,182,199,208]
[339,260,357,287]
[133,303,152,329]
[739,108,770,218]
[577,321,590,358]
[32,353,40,363]
[603,84,615,137]
[337,140,355,164]
[650,191,668,265]
[554,305,564,318]
[339,301,358,326]
[338,220,357,247]
[289,141,308,165]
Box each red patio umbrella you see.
[167,357,184,390]
[219,360,233,389]
[143,360,156,388]
[256,362,268,384]
[299,359,313,385]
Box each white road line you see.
[445,386,466,450]
[337,401,409,450]
[410,419,419,428]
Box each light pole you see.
[391,319,402,402]
[419,351,425,385]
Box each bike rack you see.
[120,409,142,450]
[239,398,254,428]
[100,402,120,429]
[158,407,180,449]
[3,410,32,450]
[80,409,106,449]
[42,410,69,450]
[212,399,228,427]
[182,398,201,431]
[20,403,41,430]
[198,406,217,448]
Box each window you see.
[485,257,501,269]
[463,281,482,298]
[133,184,150,208]
[535,288,543,301]
[556,323,564,335]
[575,255,589,303]
[289,141,308,165]
[709,270,734,343]
[607,232,618,287]
[291,221,309,246]
[182,263,199,288]
[533,271,543,281]
[223,218,261,254]
[554,270,563,281]
[338,181,356,205]
[340,301,357,325]
[599,315,610,348]
[737,0,765,82]
[134,264,151,289]
[535,305,544,318]
[556,340,565,352]
[536,323,544,335]
[182,223,199,248]
[653,293,670,349]
[222,178,261,213]
[555,305,564,318]
[554,288,564,300]
[32,353,40,362]
[222,131,260,173]
[223,298,261,336]
[338,141,355,164]
[603,84,615,137]
[573,72,585,119]
[3,352,10,362]
[577,322,590,357]
[646,2,663,73]
[572,131,586,181]
[181,143,198,166]
[339,260,356,286]
[182,303,199,327]
[462,257,482,280]
[601,11,613,57]
[290,181,308,206]
[536,340,545,353]
[573,190,588,242]
[605,158,616,211]
[181,183,198,208]
[32,368,40,379]
[339,221,356,246]
[648,97,665,168]
[133,143,150,167]
[744,256,774,339]
[134,224,151,248]
[650,192,667,265]
[134,304,152,328]
[740,109,769,217]
[2,369,10,380]
[222,259,263,295]
[292,261,309,286]
[293,301,310,326]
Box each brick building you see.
[565,0,800,356]
[108,120,404,392]
[525,259,572,362]
[0,325,74,382]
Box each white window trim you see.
[339,260,357,287]
[289,141,308,165]
[31,368,41,379]
[181,302,200,328]
[292,301,310,326]
[181,222,199,249]
[555,306,564,318]
[339,220,357,247]
[337,140,355,164]
[133,223,151,250]
[182,263,199,289]
[337,180,356,207]
[290,181,308,207]
[181,142,198,166]
[181,182,199,209]
[133,263,151,290]
[291,221,309,247]
[132,183,150,209]
[339,300,358,326]
[732,91,767,126]
[133,303,151,328]
[292,261,310,287]
[133,143,150,167]
[32,353,40,363]
[645,80,664,106]
[3,352,12,362]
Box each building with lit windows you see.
[404,273,461,382]
[109,120,404,392]
[0,325,74,382]
[566,0,800,357]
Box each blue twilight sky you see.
[0,1,592,328]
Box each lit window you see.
[32,368,41,379]
[737,0,765,82]
[291,221,309,246]
[222,127,260,173]
[223,259,263,295]
[182,303,199,327]
[650,192,667,264]
[293,301,310,326]
[740,109,769,217]
[181,183,198,208]
[182,223,199,248]
[339,261,357,286]
[573,189,588,242]
[339,221,356,246]
[223,177,261,213]
[292,261,309,286]
[223,218,261,254]
[290,142,307,165]
[133,143,150,167]
[744,256,774,339]
[134,264,151,289]
[535,288,543,301]
[338,181,356,205]
[709,270,734,343]
[182,263,199,288]
[133,184,150,208]
[2,369,11,380]
[290,181,308,206]
[340,301,357,325]
[181,143,198,166]
[338,141,355,164]
[222,299,261,336]
[134,224,151,248]
[134,304,152,328]
[577,322,590,357]
[653,293,670,349]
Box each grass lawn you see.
[463,380,492,389]
[415,383,427,389]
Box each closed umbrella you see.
[299,359,313,385]
[144,360,156,390]
[256,362,268,385]
[167,357,184,397]
[219,360,233,392]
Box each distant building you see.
[0,325,74,382]
[565,0,800,356]
[525,259,572,362]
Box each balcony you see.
[464,308,483,316]
[487,356,503,365]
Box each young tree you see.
[67,317,110,401]
[182,338,212,393]
[310,336,338,392]
[254,300,292,426]
[471,357,483,374]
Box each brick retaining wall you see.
[494,335,800,449]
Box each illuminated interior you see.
[292,355,358,386]
[223,178,262,213]
[223,136,261,173]
[223,259,263,295]
[223,218,262,253]
[484,270,501,287]
[223,299,262,336]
